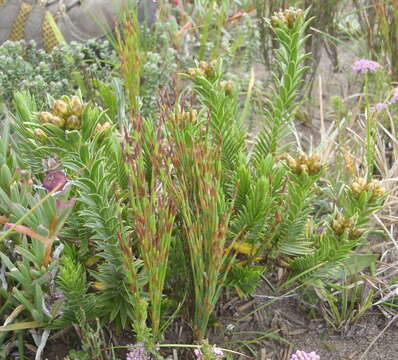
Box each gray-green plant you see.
[317,276,375,331]
[0,40,117,105]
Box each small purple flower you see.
[194,349,203,360]
[352,59,381,74]
[213,348,224,357]
[290,350,320,360]
[390,87,398,104]
[375,102,388,112]
[126,343,151,360]
[42,170,68,192]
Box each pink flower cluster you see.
[194,347,224,359]
[375,102,388,112]
[290,350,320,360]
[373,87,398,113]
[126,343,151,360]
[352,59,381,74]
[390,87,398,104]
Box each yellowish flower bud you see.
[297,151,308,163]
[351,182,361,195]
[351,177,367,196]
[49,115,65,128]
[271,7,303,28]
[92,282,108,290]
[349,228,364,239]
[101,121,112,132]
[221,80,233,96]
[286,155,297,169]
[204,65,215,79]
[65,115,80,130]
[199,61,208,72]
[95,122,112,136]
[343,217,353,229]
[307,154,321,174]
[190,109,197,121]
[34,128,47,141]
[52,100,69,117]
[187,68,197,76]
[332,223,345,235]
[95,123,103,133]
[308,162,321,175]
[343,146,356,175]
[309,154,320,163]
[299,164,308,174]
[39,111,53,124]
[332,215,353,236]
[70,96,83,116]
[368,180,386,201]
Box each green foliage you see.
[0,238,60,326]
[185,60,246,183]
[275,172,318,256]
[252,9,311,161]
[8,90,147,331]
[225,265,264,298]
[54,252,96,328]
[288,176,385,283]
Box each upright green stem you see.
[364,73,374,181]
[17,331,25,360]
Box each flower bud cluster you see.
[188,60,217,80]
[95,121,112,135]
[170,105,198,123]
[220,80,233,96]
[38,96,84,131]
[286,152,321,175]
[331,215,363,239]
[271,7,303,28]
[351,177,385,202]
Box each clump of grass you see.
[116,8,144,115]
[166,102,237,341]
[123,113,176,339]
